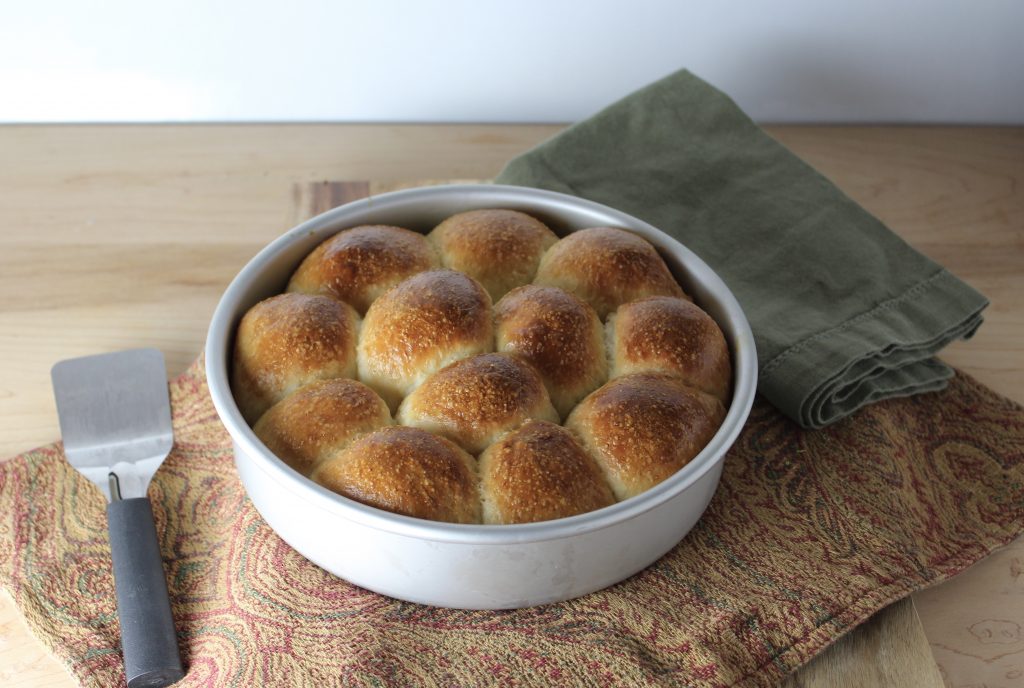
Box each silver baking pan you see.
[205,184,757,609]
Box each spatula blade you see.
[52,348,173,500]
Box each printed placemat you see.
[1,353,1022,687]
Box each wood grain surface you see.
[916,539,1024,687]
[781,598,945,688]
[0,124,1021,687]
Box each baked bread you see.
[397,352,558,455]
[287,225,439,314]
[427,209,558,301]
[565,373,726,500]
[233,209,733,525]
[358,270,493,411]
[232,292,359,423]
[252,378,392,476]
[311,426,481,524]
[534,227,687,318]
[608,296,731,402]
[479,420,614,524]
[494,285,607,418]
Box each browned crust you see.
[397,352,558,454]
[479,420,615,524]
[287,225,439,313]
[565,373,725,500]
[494,284,607,417]
[359,269,494,379]
[611,296,732,402]
[534,227,686,318]
[428,209,558,301]
[232,292,359,423]
[252,378,392,476]
[232,218,731,524]
[312,426,481,524]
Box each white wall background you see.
[1,0,1021,124]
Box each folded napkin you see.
[2,356,1022,688]
[496,69,989,428]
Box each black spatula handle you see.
[107,497,185,688]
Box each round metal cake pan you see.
[205,184,757,609]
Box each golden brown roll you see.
[565,373,725,500]
[357,270,494,411]
[287,225,439,314]
[252,378,392,476]
[311,426,480,523]
[534,227,686,318]
[608,296,732,402]
[232,293,359,423]
[494,285,607,418]
[396,352,558,455]
[427,209,558,301]
[478,420,615,524]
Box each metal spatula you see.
[52,348,185,688]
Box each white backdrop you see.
[1,0,1021,123]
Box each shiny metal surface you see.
[51,348,174,501]
[205,184,757,607]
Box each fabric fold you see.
[762,268,987,426]
[495,69,988,428]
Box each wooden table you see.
[0,124,1021,687]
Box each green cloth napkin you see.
[496,69,988,428]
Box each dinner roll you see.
[427,209,558,301]
[252,378,392,476]
[479,420,615,524]
[311,426,480,524]
[608,296,731,402]
[357,270,494,411]
[494,285,607,418]
[287,225,439,314]
[566,373,725,501]
[232,293,359,423]
[397,352,558,455]
[534,227,686,318]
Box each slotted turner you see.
[52,348,184,688]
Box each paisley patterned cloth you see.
[1,357,1022,687]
